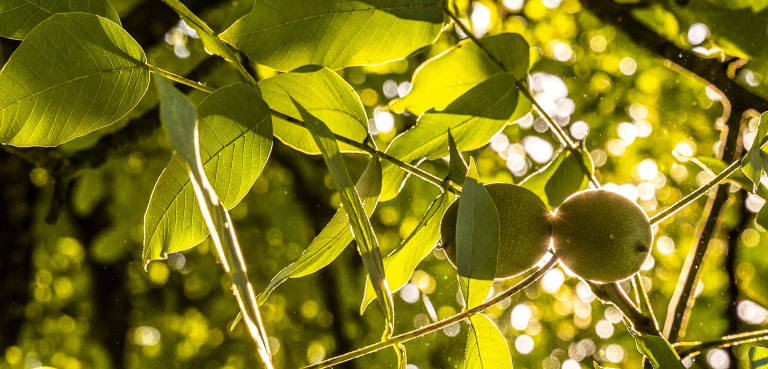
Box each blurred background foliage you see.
[0,0,767,369]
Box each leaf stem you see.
[300,256,559,369]
[601,282,661,336]
[675,329,768,360]
[633,274,660,331]
[649,158,741,226]
[158,0,258,86]
[270,110,461,195]
[441,6,600,189]
[147,64,215,93]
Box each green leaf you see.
[0,0,120,40]
[448,129,468,185]
[380,34,531,201]
[757,203,768,230]
[750,346,768,368]
[291,96,395,332]
[521,147,594,209]
[633,335,685,369]
[0,12,149,147]
[143,83,273,262]
[390,33,529,115]
[465,314,513,369]
[154,74,272,368]
[220,0,445,71]
[360,192,452,313]
[457,159,499,309]
[381,75,530,201]
[259,66,369,155]
[742,112,768,192]
[258,157,383,305]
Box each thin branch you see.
[579,0,768,112]
[675,329,768,360]
[300,256,559,369]
[147,64,215,93]
[649,159,740,226]
[601,282,661,336]
[633,274,660,332]
[158,0,259,87]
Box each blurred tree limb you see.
[579,0,768,112]
[664,107,744,342]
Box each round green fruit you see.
[439,183,552,279]
[551,189,652,283]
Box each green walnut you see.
[551,189,652,283]
[440,183,552,279]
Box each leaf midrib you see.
[0,65,146,111]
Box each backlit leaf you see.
[465,314,513,369]
[144,83,272,262]
[389,33,529,115]
[381,76,529,201]
[291,96,395,332]
[381,33,531,201]
[0,0,120,40]
[742,112,768,192]
[750,346,768,369]
[0,13,149,146]
[457,159,499,309]
[154,74,273,368]
[633,334,685,369]
[220,0,445,71]
[259,157,382,305]
[259,66,369,154]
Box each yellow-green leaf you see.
[0,13,149,146]
[0,0,120,40]
[457,159,499,309]
[259,66,369,154]
[220,0,445,71]
[143,83,272,262]
[465,314,513,369]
